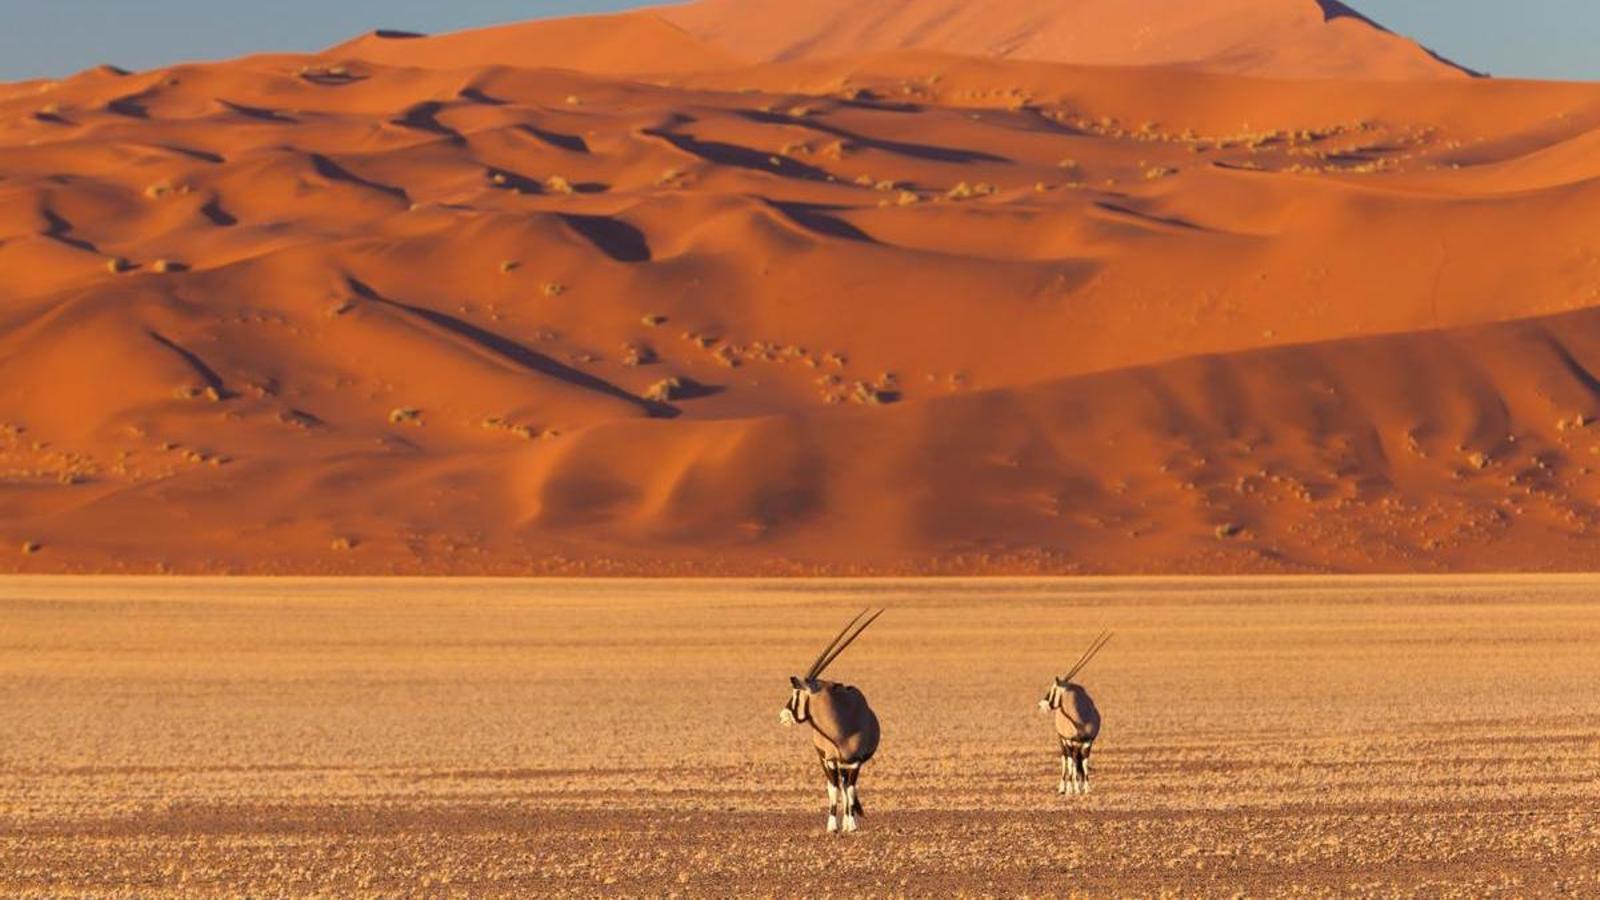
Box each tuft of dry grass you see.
[644,378,683,403]
[946,182,996,200]
[620,343,657,367]
[388,408,422,426]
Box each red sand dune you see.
[662,0,1476,80]
[1,1,1597,574]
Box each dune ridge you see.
[1,3,1597,574]
[659,0,1477,80]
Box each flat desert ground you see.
[3,575,1598,896]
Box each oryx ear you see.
[790,676,803,689]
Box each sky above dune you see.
[0,0,1593,83]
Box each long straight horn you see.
[805,608,871,681]
[1063,631,1112,683]
[813,607,885,679]
[1061,631,1105,679]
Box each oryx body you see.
[1040,632,1110,795]
[781,608,884,834]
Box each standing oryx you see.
[780,608,884,834]
[1039,631,1110,795]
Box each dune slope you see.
[660,0,1476,80]
[1,7,1597,574]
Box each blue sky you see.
[0,0,1594,83]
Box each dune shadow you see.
[346,277,675,418]
[642,127,832,180]
[1544,337,1600,399]
[392,101,465,143]
[218,100,297,124]
[1093,201,1205,232]
[159,144,224,164]
[309,153,409,203]
[148,331,233,398]
[105,94,149,119]
[517,124,588,154]
[458,87,507,107]
[559,214,651,263]
[771,202,876,243]
[666,377,724,401]
[40,208,97,253]
[200,198,237,227]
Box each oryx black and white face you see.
[1038,678,1070,713]
[780,676,814,726]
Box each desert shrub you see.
[621,343,657,367]
[644,378,682,402]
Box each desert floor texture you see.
[3,575,1598,896]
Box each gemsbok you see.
[1039,631,1110,795]
[779,608,884,834]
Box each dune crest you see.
[330,11,740,75]
[659,0,1476,80]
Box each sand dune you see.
[1,3,1597,573]
[330,12,740,76]
[659,0,1474,79]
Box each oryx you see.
[1039,631,1110,795]
[780,608,884,834]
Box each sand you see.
[2,2,1599,575]
[661,0,1475,79]
[2,575,1597,895]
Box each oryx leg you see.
[818,751,841,833]
[1057,741,1071,794]
[1079,744,1094,794]
[840,764,860,833]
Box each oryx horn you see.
[804,608,871,681]
[1063,630,1112,683]
[809,607,885,681]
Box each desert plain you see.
[3,575,1599,896]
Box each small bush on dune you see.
[644,378,683,403]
